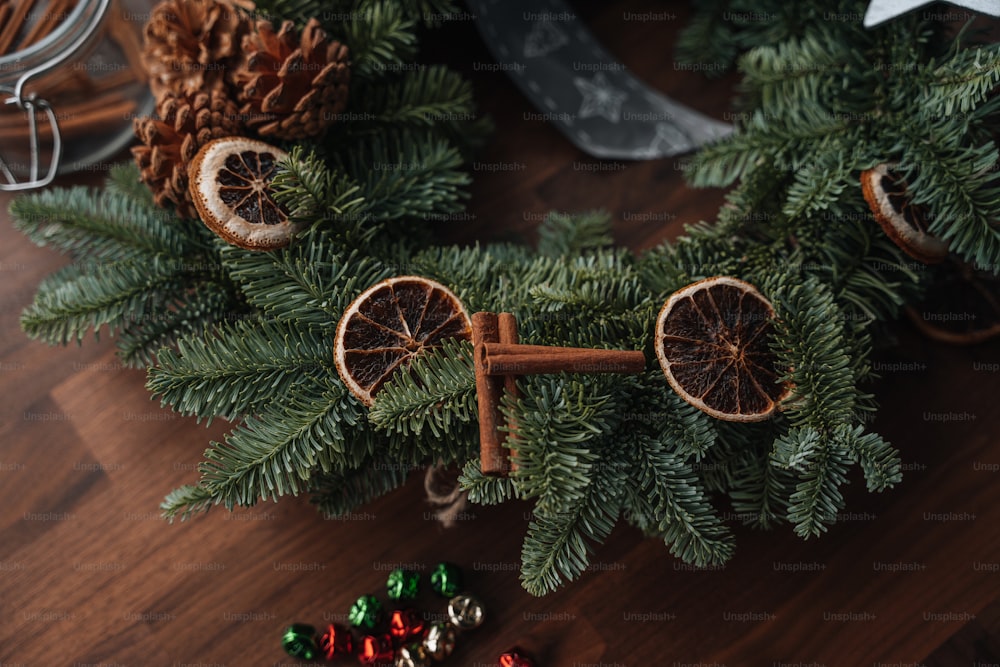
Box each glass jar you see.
[0,0,155,190]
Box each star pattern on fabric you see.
[523,18,569,57]
[573,73,628,123]
[639,122,692,157]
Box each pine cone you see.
[132,89,243,217]
[231,18,350,140]
[142,0,252,99]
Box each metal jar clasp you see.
[0,88,63,191]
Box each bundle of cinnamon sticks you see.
[0,0,146,142]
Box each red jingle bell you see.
[389,608,426,645]
[319,623,354,660]
[499,646,537,667]
[357,634,394,665]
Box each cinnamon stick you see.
[473,312,508,476]
[0,5,13,48]
[497,313,520,474]
[483,343,647,376]
[20,0,71,48]
[87,68,140,93]
[0,0,38,55]
[0,96,134,139]
[0,90,129,127]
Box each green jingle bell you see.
[349,594,384,630]
[447,593,485,630]
[281,623,318,660]
[395,642,432,667]
[387,568,420,601]
[422,622,457,661]
[430,562,463,598]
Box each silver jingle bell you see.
[395,642,431,667]
[422,622,457,661]
[447,593,486,630]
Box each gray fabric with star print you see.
[863,0,998,26]
[466,0,731,159]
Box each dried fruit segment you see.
[334,277,472,406]
[189,136,303,250]
[862,163,949,264]
[655,276,790,422]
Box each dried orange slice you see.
[655,276,790,422]
[334,276,472,406]
[861,163,949,264]
[189,137,303,251]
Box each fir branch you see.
[11,184,196,262]
[673,0,739,75]
[781,152,850,221]
[536,211,614,258]
[508,377,613,516]
[252,0,323,26]
[637,221,747,299]
[527,275,653,347]
[460,458,519,505]
[348,65,493,157]
[197,379,368,509]
[106,162,155,206]
[353,65,475,130]
[739,24,873,116]
[916,43,1000,117]
[369,339,477,439]
[805,210,922,324]
[394,0,462,26]
[688,116,852,189]
[310,461,410,517]
[523,251,655,348]
[21,258,187,346]
[684,131,767,189]
[728,445,796,529]
[117,284,239,368]
[272,148,366,232]
[148,319,334,421]
[222,235,391,327]
[656,388,718,461]
[772,426,850,537]
[624,434,735,566]
[899,134,1000,270]
[161,484,215,522]
[410,243,537,313]
[768,276,859,431]
[837,423,902,492]
[520,446,625,596]
[334,0,418,80]
[332,131,470,221]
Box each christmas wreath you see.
[9,0,1000,596]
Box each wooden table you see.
[2,2,999,665]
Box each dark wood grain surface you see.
[2,3,999,666]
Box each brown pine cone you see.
[142,0,252,99]
[132,88,243,218]
[231,18,350,140]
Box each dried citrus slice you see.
[188,137,303,251]
[655,276,790,422]
[334,276,472,406]
[861,163,949,264]
[906,261,1000,345]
